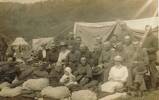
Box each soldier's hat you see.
[60,41,67,46]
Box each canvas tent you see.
[32,37,54,51]
[12,37,29,46]
[74,17,159,50]
[11,37,29,55]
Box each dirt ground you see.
[0,96,59,100]
[0,96,34,100]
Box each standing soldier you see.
[66,32,76,46]
[110,42,126,64]
[46,43,59,64]
[99,41,113,81]
[79,44,92,65]
[123,35,132,52]
[74,36,82,50]
[123,35,133,65]
[143,25,158,89]
[126,39,149,88]
[66,45,81,72]
[91,36,103,66]
[57,42,70,63]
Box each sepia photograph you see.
[0,0,158,100]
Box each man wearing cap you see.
[125,39,149,87]
[66,32,76,46]
[99,41,113,81]
[66,45,81,72]
[74,36,82,50]
[123,35,132,57]
[46,43,59,64]
[123,35,133,65]
[101,55,128,93]
[110,42,126,64]
[79,44,92,64]
[57,42,70,63]
[91,44,102,67]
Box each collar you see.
[115,64,123,69]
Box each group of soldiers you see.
[0,25,158,97]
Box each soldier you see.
[66,32,76,46]
[126,40,149,89]
[0,57,20,83]
[91,43,102,67]
[79,44,92,64]
[49,63,64,87]
[123,35,132,51]
[123,35,133,66]
[74,57,92,87]
[74,36,82,50]
[46,43,59,64]
[110,42,126,64]
[143,25,158,89]
[99,41,113,81]
[57,42,70,63]
[66,45,80,72]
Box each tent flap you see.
[74,17,159,50]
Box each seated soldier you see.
[49,63,64,87]
[99,41,113,82]
[74,57,92,87]
[0,57,20,84]
[10,62,49,88]
[84,64,104,91]
[100,56,128,93]
[128,61,147,97]
[31,62,49,79]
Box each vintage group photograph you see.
[0,0,158,100]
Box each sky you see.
[0,0,47,3]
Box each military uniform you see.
[49,67,64,87]
[126,45,149,87]
[143,34,158,88]
[99,49,112,81]
[66,50,81,72]
[46,48,59,64]
[74,64,92,86]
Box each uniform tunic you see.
[99,49,113,81]
[125,46,149,87]
[66,50,81,71]
[74,64,92,86]
[143,34,158,88]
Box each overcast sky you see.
[0,0,47,3]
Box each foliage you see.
[0,0,156,42]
